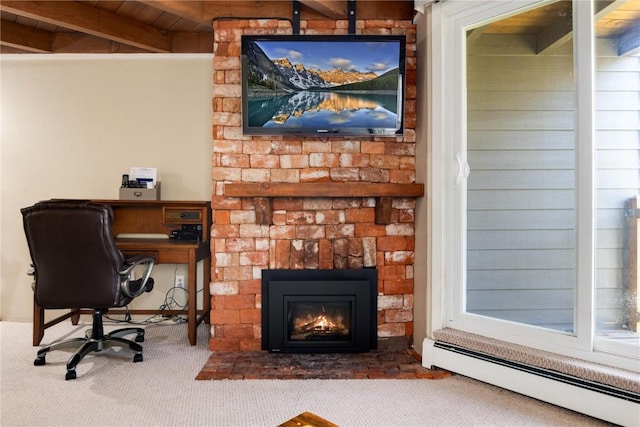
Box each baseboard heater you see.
[433,341,639,404]
[423,330,640,426]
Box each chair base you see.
[34,309,144,380]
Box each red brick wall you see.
[210,18,417,351]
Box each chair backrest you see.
[21,200,130,309]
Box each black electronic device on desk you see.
[170,224,203,242]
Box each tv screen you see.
[241,34,406,137]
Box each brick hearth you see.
[196,338,452,380]
[210,18,418,352]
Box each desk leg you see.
[33,298,45,346]
[203,255,211,323]
[33,300,81,346]
[188,249,197,345]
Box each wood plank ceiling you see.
[0,0,415,54]
[0,1,638,55]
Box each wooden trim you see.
[224,182,424,198]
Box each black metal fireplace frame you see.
[262,268,377,353]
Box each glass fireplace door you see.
[286,297,355,345]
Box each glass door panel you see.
[593,1,640,352]
[465,1,577,333]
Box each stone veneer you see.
[210,18,417,351]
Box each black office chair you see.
[21,200,155,380]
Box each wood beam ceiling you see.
[0,1,174,53]
[0,1,415,54]
[1,0,638,56]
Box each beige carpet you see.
[0,320,614,427]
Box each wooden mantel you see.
[224,182,424,225]
[224,182,424,198]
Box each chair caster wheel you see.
[135,334,144,343]
[133,353,143,363]
[34,356,46,366]
[65,370,77,380]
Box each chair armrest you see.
[27,264,35,291]
[119,255,155,299]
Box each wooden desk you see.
[33,199,211,346]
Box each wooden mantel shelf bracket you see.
[224,182,424,225]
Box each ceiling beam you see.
[173,32,214,53]
[536,11,573,54]
[0,1,173,53]
[617,24,640,56]
[0,19,53,53]
[594,0,639,56]
[299,0,348,19]
[52,33,151,53]
[0,19,199,54]
[356,1,414,20]
[138,0,205,22]
[594,0,626,17]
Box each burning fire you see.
[291,306,349,338]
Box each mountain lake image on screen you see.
[241,35,406,136]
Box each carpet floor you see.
[1,320,616,427]
[196,337,451,380]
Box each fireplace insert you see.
[262,269,377,353]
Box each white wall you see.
[1,54,213,321]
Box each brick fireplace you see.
[209,18,419,352]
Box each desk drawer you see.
[157,251,189,264]
[163,207,204,223]
[121,250,159,261]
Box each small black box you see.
[181,224,203,231]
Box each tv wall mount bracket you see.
[348,0,356,34]
[292,1,300,34]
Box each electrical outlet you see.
[175,275,185,289]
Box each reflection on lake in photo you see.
[247,91,399,131]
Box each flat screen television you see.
[241,34,406,137]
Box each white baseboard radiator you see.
[423,328,640,426]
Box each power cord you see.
[159,286,188,311]
[103,285,189,325]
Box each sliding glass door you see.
[432,0,639,370]
[465,1,578,334]
[593,1,640,358]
